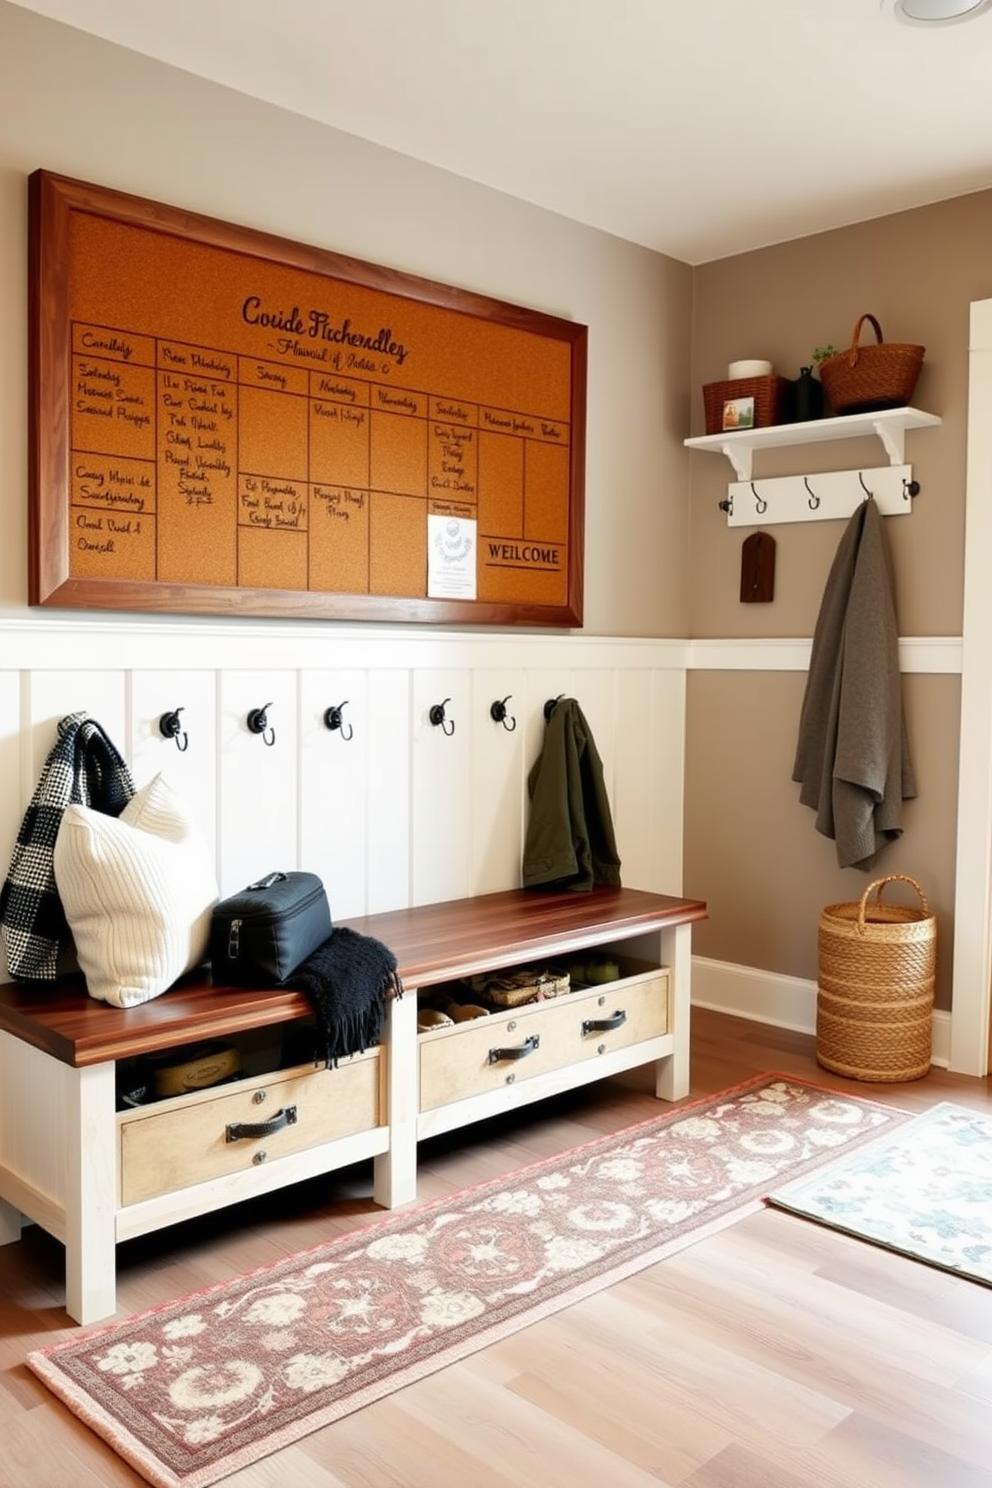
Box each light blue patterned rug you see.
[768,1101,992,1285]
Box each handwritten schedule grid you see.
[70,323,571,606]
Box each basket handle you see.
[846,313,883,368]
[857,873,929,933]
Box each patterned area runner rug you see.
[769,1100,992,1285]
[28,1074,907,1488]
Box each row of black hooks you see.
[431,694,565,738]
[159,701,353,751]
[718,471,921,518]
[159,694,567,750]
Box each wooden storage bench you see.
[0,885,705,1324]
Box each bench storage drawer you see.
[119,1050,382,1206]
[419,961,669,1112]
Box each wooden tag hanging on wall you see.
[740,531,775,603]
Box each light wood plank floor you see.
[1,1009,991,1488]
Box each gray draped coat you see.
[792,497,916,871]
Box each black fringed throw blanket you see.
[281,926,403,1067]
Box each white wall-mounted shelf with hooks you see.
[684,406,941,480]
[684,406,941,526]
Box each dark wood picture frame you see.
[28,171,587,627]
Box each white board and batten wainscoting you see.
[0,623,688,928]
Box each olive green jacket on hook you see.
[522,697,622,892]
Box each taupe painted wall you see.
[0,1,692,640]
[684,670,961,1006]
[686,195,992,1007]
[688,193,992,639]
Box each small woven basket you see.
[816,873,935,1083]
[702,374,792,435]
[817,314,924,415]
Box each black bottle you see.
[792,365,824,422]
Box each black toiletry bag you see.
[210,871,332,986]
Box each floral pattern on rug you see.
[769,1100,992,1285]
[27,1076,905,1488]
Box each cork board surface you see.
[29,172,587,626]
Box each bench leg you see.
[373,989,418,1209]
[64,1062,118,1325]
[655,921,692,1101]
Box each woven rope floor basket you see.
[816,874,935,1083]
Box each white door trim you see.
[949,297,992,1075]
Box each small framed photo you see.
[723,395,755,431]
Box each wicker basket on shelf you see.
[702,374,792,435]
[816,314,924,415]
[816,874,935,1083]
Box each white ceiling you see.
[9,0,992,263]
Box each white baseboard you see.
[691,955,951,1069]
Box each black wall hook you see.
[544,694,564,723]
[804,477,820,510]
[158,707,188,752]
[323,702,353,741]
[903,477,921,500]
[429,699,455,736]
[490,696,517,732]
[247,704,276,746]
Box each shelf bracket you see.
[871,419,906,466]
[715,440,754,481]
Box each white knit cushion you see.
[53,773,219,1008]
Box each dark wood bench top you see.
[0,886,707,1067]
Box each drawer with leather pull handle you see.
[418,960,669,1112]
[119,1049,381,1206]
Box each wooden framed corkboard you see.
[28,171,587,626]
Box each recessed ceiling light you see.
[884,0,992,23]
